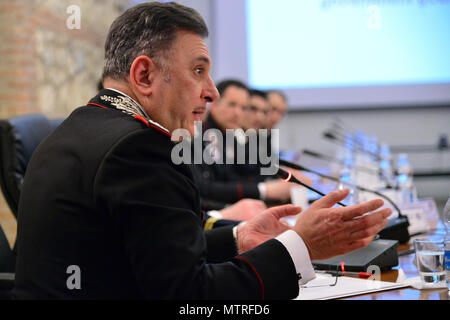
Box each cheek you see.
[227,109,236,120]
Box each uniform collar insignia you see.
[89,88,170,135]
[99,89,147,119]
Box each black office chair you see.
[0,227,15,299]
[0,114,63,217]
[0,114,63,298]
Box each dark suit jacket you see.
[191,115,261,205]
[13,90,299,300]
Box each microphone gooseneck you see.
[302,148,394,188]
[278,158,405,218]
[302,149,379,175]
[275,166,347,207]
[323,131,380,159]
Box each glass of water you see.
[413,238,446,288]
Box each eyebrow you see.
[193,56,211,65]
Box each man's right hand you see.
[264,179,295,201]
[219,199,267,221]
[293,188,391,261]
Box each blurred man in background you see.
[234,88,311,191]
[266,90,288,130]
[240,89,269,131]
[192,80,295,208]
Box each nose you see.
[257,112,266,129]
[203,76,220,103]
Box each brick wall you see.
[0,0,129,247]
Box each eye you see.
[195,67,203,75]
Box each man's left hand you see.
[236,204,302,253]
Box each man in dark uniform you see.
[189,80,271,227]
[234,88,273,182]
[13,2,391,299]
[192,80,298,209]
[266,90,288,131]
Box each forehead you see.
[269,93,287,108]
[249,95,268,109]
[171,30,211,65]
[222,86,249,99]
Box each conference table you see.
[292,170,449,300]
[286,192,448,299]
[343,247,449,300]
[344,220,449,300]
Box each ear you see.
[128,55,156,96]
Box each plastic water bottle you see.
[355,132,376,188]
[368,135,379,158]
[338,157,358,205]
[396,154,417,204]
[379,143,395,188]
[344,132,354,151]
[444,198,450,290]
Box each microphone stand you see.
[279,159,402,214]
[277,159,410,243]
[302,148,395,188]
[302,149,378,175]
[323,131,381,160]
[275,166,347,208]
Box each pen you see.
[317,270,372,279]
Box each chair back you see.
[0,114,62,217]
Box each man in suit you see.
[193,81,299,208]
[13,2,391,299]
[233,89,311,190]
[234,89,273,182]
[190,80,271,227]
[240,89,270,132]
[266,90,288,130]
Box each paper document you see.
[295,274,410,300]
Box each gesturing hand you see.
[236,204,302,253]
[264,179,296,201]
[219,199,267,221]
[294,188,391,261]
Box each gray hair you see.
[102,2,208,81]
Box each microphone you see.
[279,158,402,214]
[323,131,380,159]
[277,158,410,243]
[330,117,359,136]
[302,149,379,175]
[302,149,394,188]
[275,166,347,207]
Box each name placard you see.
[399,198,440,235]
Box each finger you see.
[344,208,392,234]
[346,236,374,252]
[266,204,302,220]
[349,216,390,241]
[257,201,267,210]
[341,198,385,221]
[311,189,350,209]
[243,199,266,211]
[330,208,391,243]
[247,200,266,210]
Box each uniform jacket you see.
[191,115,261,206]
[13,89,299,300]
